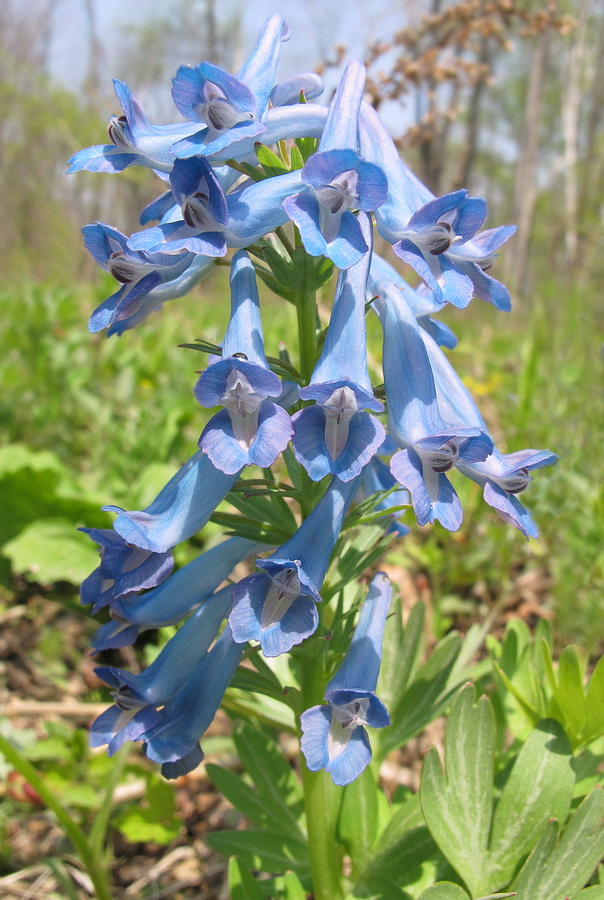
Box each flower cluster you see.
[73,16,555,785]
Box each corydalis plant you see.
[69,14,563,900]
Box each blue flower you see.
[283,60,387,268]
[420,327,557,538]
[126,157,229,256]
[82,222,214,334]
[171,16,288,159]
[195,251,293,474]
[88,537,266,651]
[374,281,492,531]
[66,80,198,175]
[359,102,511,309]
[300,572,392,785]
[292,213,385,481]
[104,450,243,553]
[368,248,459,349]
[90,583,233,755]
[79,528,173,615]
[229,475,361,657]
[141,624,243,778]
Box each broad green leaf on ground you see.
[421,685,575,896]
[3,518,102,584]
[512,789,604,900]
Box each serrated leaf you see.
[417,883,470,900]
[206,829,309,877]
[233,723,305,839]
[377,633,462,759]
[338,765,379,871]
[228,856,265,900]
[3,517,102,584]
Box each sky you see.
[43,0,406,102]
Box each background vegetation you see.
[1,0,603,895]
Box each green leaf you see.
[421,688,576,897]
[417,883,470,900]
[112,807,181,844]
[420,686,494,895]
[207,764,285,831]
[488,719,574,885]
[255,143,289,176]
[338,765,379,871]
[378,600,425,715]
[512,790,604,900]
[283,871,307,900]
[3,517,101,583]
[289,144,305,170]
[206,829,309,877]
[228,856,265,900]
[233,723,305,839]
[377,633,462,759]
[360,790,439,887]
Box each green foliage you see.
[489,619,604,751]
[420,686,575,896]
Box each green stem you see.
[0,735,113,900]
[296,289,318,383]
[299,650,344,900]
[88,743,129,859]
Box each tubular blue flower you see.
[66,80,198,175]
[195,251,293,474]
[88,537,265,651]
[126,157,229,256]
[79,528,173,615]
[105,253,216,336]
[82,222,214,333]
[90,583,233,755]
[104,450,242,553]
[129,162,305,255]
[229,475,361,657]
[445,225,517,312]
[368,251,458,349]
[359,102,511,309]
[292,213,385,481]
[141,624,243,778]
[420,328,557,538]
[270,73,323,107]
[300,572,392,785]
[374,280,492,531]
[283,60,388,268]
[205,102,328,165]
[171,16,288,159]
